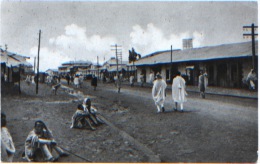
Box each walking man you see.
[172,71,187,112]
[152,73,167,113]
[198,70,208,98]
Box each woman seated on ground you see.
[70,104,96,130]
[23,120,68,162]
[82,98,104,126]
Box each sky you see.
[0,1,258,71]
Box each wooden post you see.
[36,30,41,94]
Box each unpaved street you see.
[1,80,258,162]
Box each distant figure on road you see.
[91,75,98,91]
[172,72,187,112]
[149,71,154,84]
[74,75,79,88]
[52,83,61,95]
[198,70,208,98]
[246,69,257,90]
[152,73,167,113]
[70,104,96,130]
[1,113,15,162]
[130,74,135,87]
[31,75,35,85]
[66,74,70,85]
[79,75,84,88]
[25,75,31,85]
[116,73,122,93]
[140,73,144,87]
[23,120,68,162]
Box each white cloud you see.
[28,47,71,72]
[129,23,205,56]
[29,24,119,71]
[50,24,118,63]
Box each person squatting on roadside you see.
[1,113,16,162]
[152,73,167,113]
[23,120,68,162]
[198,70,208,98]
[246,69,257,90]
[83,98,104,126]
[172,72,187,112]
[70,104,96,130]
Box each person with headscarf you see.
[172,71,187,112]
[198,70,208,98]
[152,73,167,113]
[1,113,16,162]
[83,98,104,126]
[23,120,68,162]
[70,104,96,130]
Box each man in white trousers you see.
[172,71,187,112]
[152,73,167,113]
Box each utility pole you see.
[243,23,258,71]
[36,30,41,94]
[111,44,122,76]
[97,56,99,79]
[170,45,173,83]
[34,57,36,73]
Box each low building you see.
[135,41,258,88]
[1,48,33,83]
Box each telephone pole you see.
[170,45,173,83]
[97,56,99,79]
[111,44,122,75]
[243,23,258,71]
[36,30,41,94]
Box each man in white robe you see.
[152,74,167,113]
[1,113,15,162]
[172,72,187,112]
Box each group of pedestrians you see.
[152,70,208,113]
[152,72,187,113]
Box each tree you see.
[128,48,141,78]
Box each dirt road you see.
[1,80,258,162]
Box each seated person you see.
[70,104,96,130]
[83,98,104,125]
[23,120,68,162]
[1,113,16,162]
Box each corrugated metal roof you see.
[135,41,258,66]
[107,65,127,72]
[1,50,32,67]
